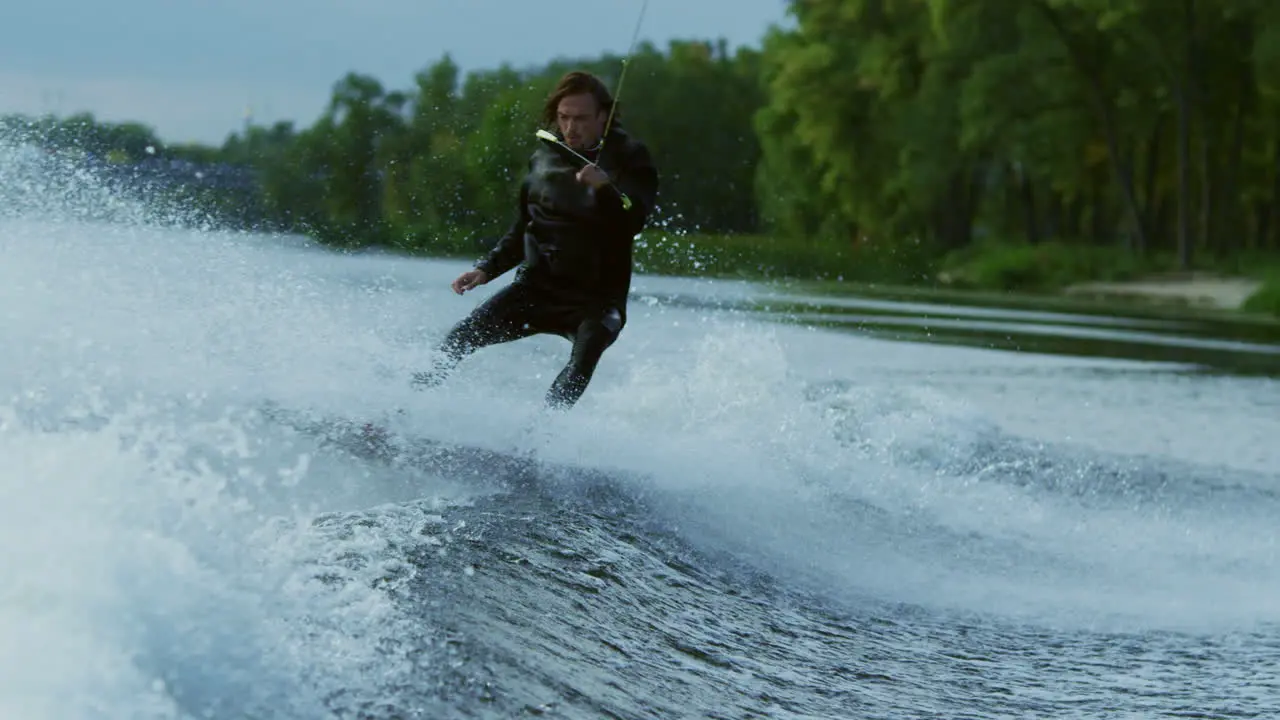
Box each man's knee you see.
[580,306,623,347]
[439,315,485,355]
[600,307,623,335]
[572,314,620,366]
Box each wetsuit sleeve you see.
[475,173,531,279]
[596,142,658,237]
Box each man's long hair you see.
[541,71,619,129]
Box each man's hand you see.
[451,268,490,295]
[576,164,610,189]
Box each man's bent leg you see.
[545,307,622,409]
[413,284,539,389]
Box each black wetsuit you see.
[417,125,659,408]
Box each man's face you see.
[556,93,606,150]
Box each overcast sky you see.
[1,0,792,146]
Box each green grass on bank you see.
[1242,275,1280,317]
[631,233,1280,320]
[935,240,1148,292]
[629,233,1165,294]
[631,231,937,284]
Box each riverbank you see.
[1062,274,1263,311]
[769,274,1280,328]
[683,235,1280,321]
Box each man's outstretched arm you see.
[475,175,531,280]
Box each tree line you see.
[6,0,1280,290]
[755,0,1280,283]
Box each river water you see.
[2,141,1278,718]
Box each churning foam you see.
[501,314,1280,633]
[0,133,452,718]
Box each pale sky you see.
[1,0,793,146]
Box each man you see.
[413,70,659,410]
